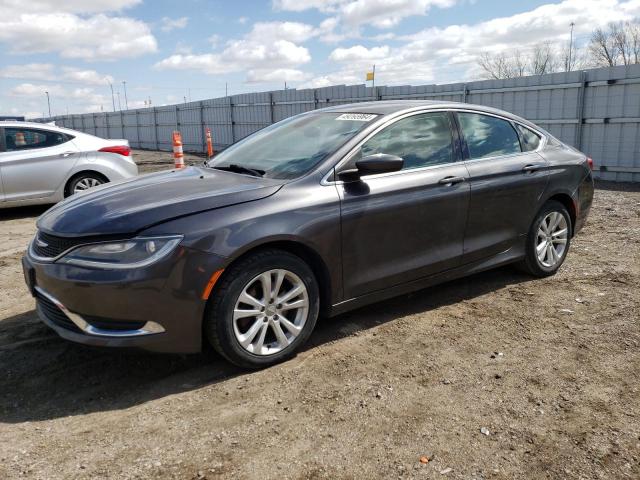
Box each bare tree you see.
[588,20,640,67]
[530,42,559,75]
[477,43,560,79]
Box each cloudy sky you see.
[1,0,640,118]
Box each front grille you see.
[35,291,81,333]
[32,231,86,259]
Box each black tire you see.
[65,172,108,197]
[517,200,572,277]
[204,249,320,369]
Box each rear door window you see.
[516,124,541,152]
[4,128,72,152]
[457,112,521,160]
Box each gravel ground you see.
[0,150,639,479]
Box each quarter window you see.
[516,124,541,152]
[457,112,521,159]
[4,128,72,152]
[356,112,454,170]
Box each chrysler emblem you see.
[36,239,49,248]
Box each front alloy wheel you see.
[205,249,320,368]
[233,269,309,356]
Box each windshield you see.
[207,112,378,179]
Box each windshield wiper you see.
[212,164,265,177]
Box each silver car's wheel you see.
[536,211,569,268]
[73,177,104,193]
[232,269,309,356]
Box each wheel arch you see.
[219,239,334,317]
[63,170,109,197]
[544,192,577,237]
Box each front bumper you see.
[22,246,226,353]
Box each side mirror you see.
[337,153,404,181]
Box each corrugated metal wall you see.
[45,65,640,182]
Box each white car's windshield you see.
[208,112,378,179]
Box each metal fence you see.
[42,64,640,182]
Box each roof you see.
[319,100,455,115]
[0,120,83,135]
[317,100,538,129]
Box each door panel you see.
[454,111,550,264]
[0,128,81,201]
[339,164,470,299]
[462,153,549,262]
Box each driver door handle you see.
[522,164,542,172]
[438,176,465,185]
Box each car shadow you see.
[0,266,533,424]
[0,204,51,221]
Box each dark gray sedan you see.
[22,101,594,368]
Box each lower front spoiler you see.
[35,286,168,350]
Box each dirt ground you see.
[0,150,639,480]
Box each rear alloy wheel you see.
[67,173,107,197]
[518,200,572,277]
[205,249,320,368]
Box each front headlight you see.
[58,235,183,269]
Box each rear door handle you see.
[522,164,542,172]
[438,176,465,185]
[60,151,74,158]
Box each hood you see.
[38,166,284,237]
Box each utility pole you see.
[372,64,376,89]
[225,82,228,97]
[122,81,129,109]
[568,22,575,71]
[116,91,122,111]
[45,91,51,117]
[108,81,116,111]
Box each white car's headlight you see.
[58,235,183,269]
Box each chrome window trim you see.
[454,110,547,163]
[321,107,547,185]
[321,108,459,185]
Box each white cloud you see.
[0,64,113,85]
[0,0,141,14]
[329,45,390,61]
[401,0,640,64]
[340,0,456,28]
[0,63,55,81]
[246,68,310,83]
[274,0,456,28]
[319,0,640,88]
[0,10,157,61]
[238,16,249,24]
[61,68,114,85]
[160,16,188,32]
[155,21,314,81]
[10,83,65,97]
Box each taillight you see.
[99,145,131,156]
[586,157,594,170]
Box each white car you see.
[0,121,138,208]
